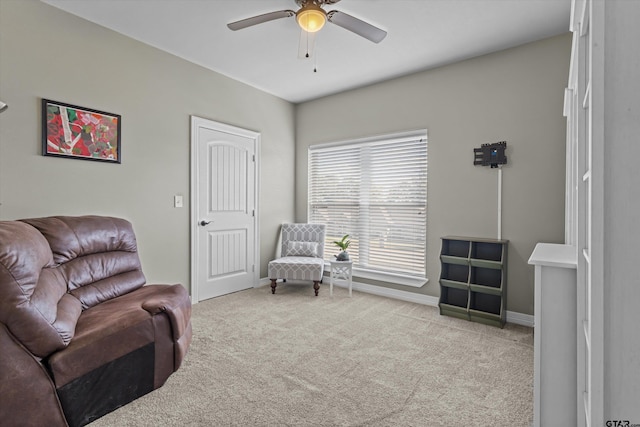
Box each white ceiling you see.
[41,0,571,104]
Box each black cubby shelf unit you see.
[438,236,508,328]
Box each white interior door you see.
[191,116,259,302]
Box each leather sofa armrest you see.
[0,324,68,427]
[141,284,191,342]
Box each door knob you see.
[199,220,212,226]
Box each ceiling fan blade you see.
[327,10,387,43]
[298,29,317,59]
[227,10,295,31]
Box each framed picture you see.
[42,99,121,163]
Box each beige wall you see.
[295,34,572,315]
[0,0,571,316]
[0,0,296,286]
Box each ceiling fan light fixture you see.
[296,4,326,33]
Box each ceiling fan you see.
[227,0,387,44]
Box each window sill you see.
[326,262,428,288]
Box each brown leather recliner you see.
[0,215,192,427]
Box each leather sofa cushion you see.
[21,216,146,309]
[47,286,164,388]
[0,221,81,358]
[20,216,138,265]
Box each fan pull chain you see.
[313,36,318,73]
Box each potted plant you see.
[333,234,351,261]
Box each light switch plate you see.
[174,195,183,208]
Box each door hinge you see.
[252,154,255,162]
[252,209,255,217]
[252,264,255,272]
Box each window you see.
[308,131,428,283]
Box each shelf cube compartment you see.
[440,287,469,308]
[469,266,503,289]
[440,263,469,284]
[439,285,470,321]
[469,291,502,315]
[470,241,504,262]
[441,239,470,258]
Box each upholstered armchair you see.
[268,223,326,296]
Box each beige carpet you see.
[92,283,533,426]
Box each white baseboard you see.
[505,311,534,327]
[349,280,440,306]
[258,277,272,287]
[257,277,534,328]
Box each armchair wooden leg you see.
[270,279,277,294]
[313,281,320,296]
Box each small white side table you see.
[329,261,353,297]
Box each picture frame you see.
[42,99,121,163]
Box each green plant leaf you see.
[333,234,351,250]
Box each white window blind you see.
[309,132,427,278]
